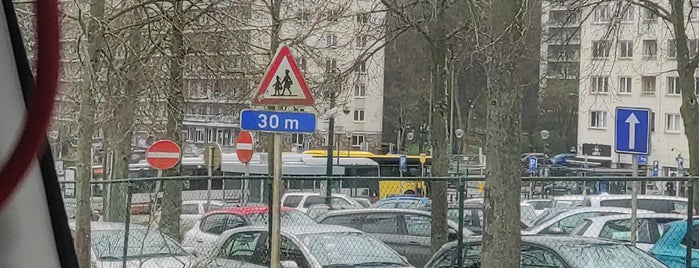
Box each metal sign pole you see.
[243,163,250,205]
[206,146,213,209]
[270,133,283,268]
[630,154,639,246]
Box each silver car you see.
[570,213,686,251]
[69,221,194,268]
[317,208,472,268]
[525,207,654,236]
[198,225,414,268]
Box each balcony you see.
[184,114,239,127]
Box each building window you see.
[356,61,367,74]
[357,13,369,24]
[592,41,610,58]
[591,76,609,93]
[185,128,194,142]
[590,111,607,129]
[325,34,337,47]
[207,128,214,143]
[351,134,365,147]
[353,109,365,122]
[667,77,681,95]
[619,77,632,94]
[325,58,337,72]
[667,39,677,58]
[643,40,657,58]
[354,84,366,96]
[356,35,368,48]
[642,7,657,21]
[642,76,656,95]
[195,128,205,143]
[666,113,682,132]
[619,40,633,58]
[621,5,634,22]
[291,133,305,144]
[594,4,611,23]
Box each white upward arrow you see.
[625,113,640,149]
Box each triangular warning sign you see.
[253,46,314,106]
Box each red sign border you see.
[252,46,314,106]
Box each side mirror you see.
[281,260,299,268]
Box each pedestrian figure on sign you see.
[272,75,282,96]
[282,69,294,96]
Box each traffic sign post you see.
[236,131,254,204]
[419,153,426,178]
[249,46,314,268]
[614,107,651,247]
[203,143,222,208]
[528,156,537,198]
[399,155,407,194]
[145,140,182,217]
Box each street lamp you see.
[345,132,352,158]
[454,128,465,268]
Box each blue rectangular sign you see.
[614,107,651,155]
[240,109,316,133]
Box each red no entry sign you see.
[236,131,254,164]
[146,140,182,170]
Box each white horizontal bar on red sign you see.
[146,152,181,158]
[236,143,253,150]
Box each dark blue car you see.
[649,219,699,268]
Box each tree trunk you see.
[75,0,105,265]
[482,0,527,267]
[104,7,144,223]
[429,36,449,254]
[160,0,186,241]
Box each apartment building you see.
[576,3,688,174]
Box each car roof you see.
[525,199,552,203]
[182,200,226,205]
[441,235,622,249]
[204,205,294,217]
[282,192,349,198]
[552,195,587,201]
[224,224,361,236]
[583,194,688,201]
[320,208,431,217]
[584,213,686,222]
[383,196,429,201]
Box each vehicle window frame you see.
[200,214,229,234]
[283,195,304,208]
[361,213,400,234]
[681,224,699,249]
[521,244,568,268]
[303,196,325,208]
[224,214,247,232]
[216,231,265,265]
[599,218,653,244]
[280,236,310,268]
[319,214,363,230]
[403,214,432,237]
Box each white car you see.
[69,221,194,268]
[525,207,654,236]
[580,194,688,213]
[179,200,226,233]
[281,192,363,213]
[181,206,316,256]
[551,195,587,209]
[570,213,686,252]
[523,199,553,216]
[197,225,414,268]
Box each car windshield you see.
[91,229,187,260]
[300,232,409,267]
[557,243,667,268]
[375,199,430,209]
[531,209,568,227]
[244,210,316,225]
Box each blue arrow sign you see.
[399,155,407,172]
[528,156,538,172]
[240,109,317,133]
[615,107,651,155]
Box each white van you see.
[580,194,687,213]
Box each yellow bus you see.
[302,150,432,199]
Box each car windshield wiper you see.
[325,261,407,267]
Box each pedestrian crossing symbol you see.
[252,46,314,106]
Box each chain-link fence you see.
[60,175,699,267]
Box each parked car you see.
[541,181,596,196]
[649,219,699,268]
[551,195,587,209]
[523,199,553,216]
[525,207,654,236]
[196,225,414,268]
[425,235,668,268]
[181,205,315,255]
[317,208,471,267]
[305,203,354,220]
[153,200,226,236]
[444,203,532,234]
[281,192,363,213]
[68,221,195,268]
[372,196,431,210]
[570,213,687,251]
[580,194,688,214]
